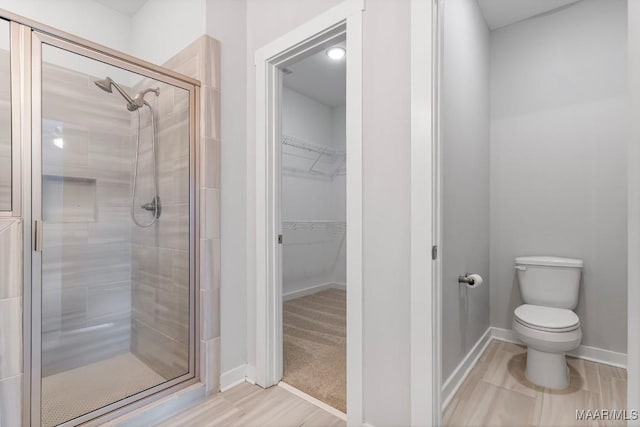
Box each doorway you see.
[253,1,364,424]
[279,44,347,412]
[436,0,630,426]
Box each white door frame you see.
[254,0,364,424]
[410,0,440,426]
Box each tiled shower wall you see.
[163,35,221,394]
[0,50,10,211]
[0,219,22,426]
[130,78,191,380]
[41,61,134,376]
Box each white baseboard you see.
[442,326,628,410]
[332,282,346,290]
[220,364,248,392]
[245,365,256,385]
[283,282,345,301]
[278,381,347,421]
[442,327,492,411]
[570,344,627,368]
[490,327,627,368]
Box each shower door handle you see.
[34,219,43,252]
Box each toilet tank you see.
[515,256,583,310]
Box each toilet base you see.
[525,347,569,389]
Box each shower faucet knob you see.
[140,196,162,219]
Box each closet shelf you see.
[283,220,346,231]
[282,134,346,179]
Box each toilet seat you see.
[514,304,580,333]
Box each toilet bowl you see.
[512,256,583,389]
[512,304,581,389]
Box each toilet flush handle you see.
[515,265,527,271]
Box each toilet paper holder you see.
[458,273,481,286]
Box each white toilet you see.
[512,256,583,389]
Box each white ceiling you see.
[94,0,147,17]
[478,0,581,30]
[283,46,346,108]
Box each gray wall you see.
[441,0,491,381]
[489,0,629,353]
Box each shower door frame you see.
[24,25,201,427]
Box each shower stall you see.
[0,12,199,427]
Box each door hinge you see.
[278,234,283,244]
[432,245,438,260]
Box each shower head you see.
[94,77,113,93]
[94,76,136,110]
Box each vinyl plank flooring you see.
[538,389,602,427]
[445,380,536,427]
[160,383,345,427]
[444,339,628,427]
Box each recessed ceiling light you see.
[326,47,346,60]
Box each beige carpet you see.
[42,352,167,427]
[283,288,346,413]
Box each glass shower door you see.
[33,33,195,427]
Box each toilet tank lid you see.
[515,256,583,268]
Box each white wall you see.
[205,0,248,381]
[281,87,346,295]
[283,87,333,150]
[0,0,131,53]
[131,0,206,66]
[489,0,629,353]
[441,0,491,381]
[245,0,413,424]
[361,0,411,424]
[282,88,342,220]
[0,0,134,82]
[0,0,208,70]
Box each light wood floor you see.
[159,382,345,427]
[444,340,627,427]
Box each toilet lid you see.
[514,304,580,332]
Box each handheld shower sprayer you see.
[94,76,162,227]
[132,87,161,110]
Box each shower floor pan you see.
[42,352,167,427]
